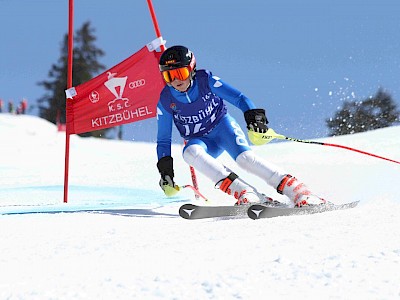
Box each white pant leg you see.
[183,144,230,183]
[235,150,286,189]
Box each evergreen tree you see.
[326,89,400,136]
[38,21,107,137]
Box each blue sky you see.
[1,0,399,141]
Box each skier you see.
[156,45,326,207]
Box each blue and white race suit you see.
[156,69,322,204]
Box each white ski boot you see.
[276,174,326,207]
[216,173,260,205]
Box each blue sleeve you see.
[208,73,256,112]
[156,100,173,160]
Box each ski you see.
[247,201,360,220]
[179,203,250,220]
[179,200,288,220]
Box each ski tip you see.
[179,204,197,219]
[326,200,360,208]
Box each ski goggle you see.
[162,67,191,83]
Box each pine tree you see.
[326,89,400,136]
[38,21,107,137]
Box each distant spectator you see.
[0,99,3,112]
[118,126,123,140]
[8,101,14,114]
[21,98,28,114]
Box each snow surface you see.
[0,113,400,299]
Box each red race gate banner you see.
[65,45,165,135]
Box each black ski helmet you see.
[159,45,196,75]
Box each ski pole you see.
[184,141,200,200]
[163,184,208,201]
[260,128,400,165]
[180,185,209,202]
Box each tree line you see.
[326,89,399,136]
[38,22,400,138]
[38,22,107,137]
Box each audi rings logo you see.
[129,79,146,89]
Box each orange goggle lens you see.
[162,67,191,83]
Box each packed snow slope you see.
[0,113,399,299]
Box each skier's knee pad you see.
[235,150,286,188]
[183,144,204,165]
[183,144,229,183]
[235,150,257,171]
